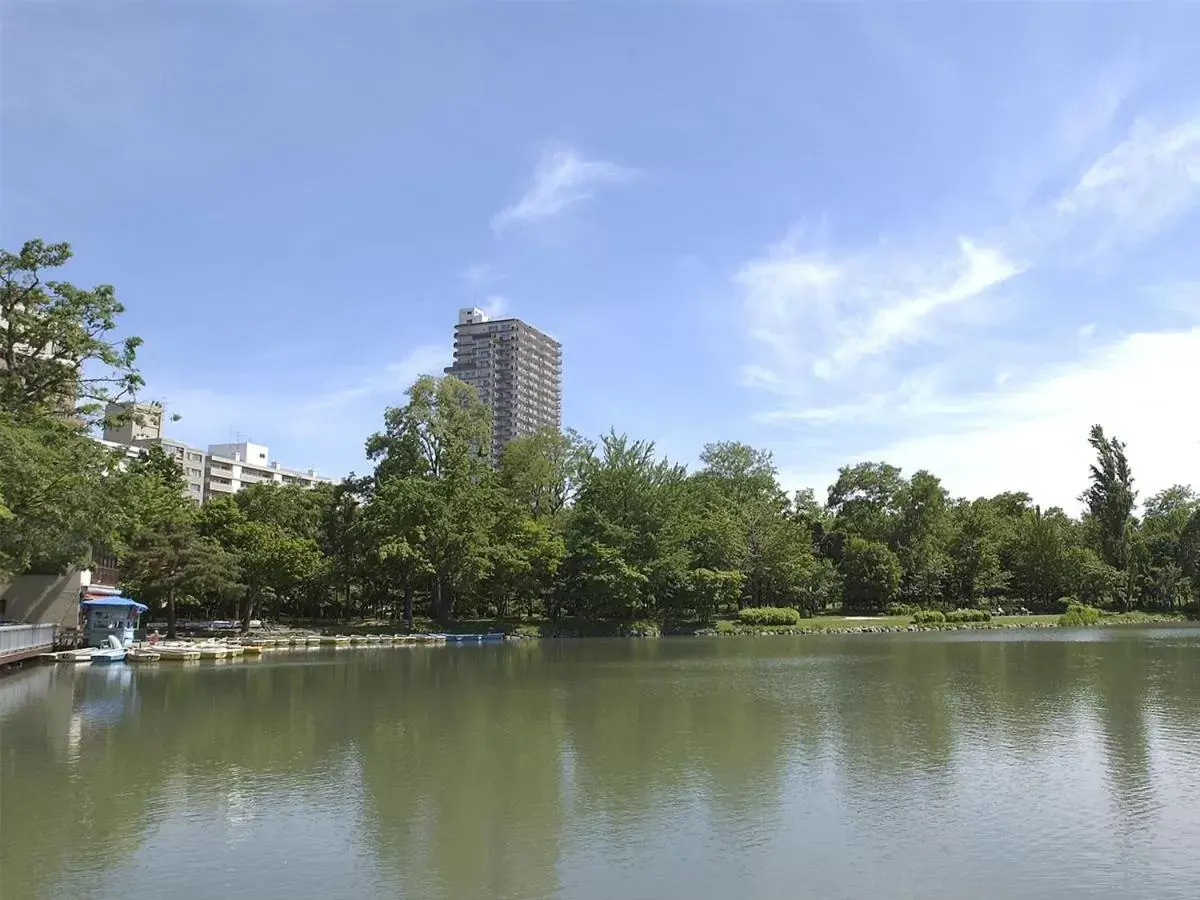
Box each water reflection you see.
[3,631,1200,900]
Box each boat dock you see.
[0,623,58,668]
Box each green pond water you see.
[3,629,1200,900]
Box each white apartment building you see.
[102,402,333,502]
[204,441,333,498]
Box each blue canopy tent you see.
[81,597,149,648]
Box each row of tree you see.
[4,239,1200,636]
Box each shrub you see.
[737,607,802,627]
[886,602,920,617]
[911,610,946,625]
[945,609,992,624]
[1058,603,1101,627]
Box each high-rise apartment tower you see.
[444,307,562,462]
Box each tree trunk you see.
[434,573,447,620]
[403,580,413,630]
[166,588,177,640]
[240,593,256,634]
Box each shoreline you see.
[145,613,1197,645]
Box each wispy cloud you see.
[153,344,449,476]
[737,235,1022,387]
[1048,114,1200,254]
[300,344,448,413]
[479,294,509,318]
[491,146,636,231]
[738,108,1200,507]
[461,263,503,287]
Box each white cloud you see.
[491,146,636,231]
[153,344,449,477]
[461,263,502,287]
[771,327,1200,511]
[739,109,1200,509]
[1046,114,1200,254]
[857,327,1200,510]
[479,294,509,318]
[737,235,1021,388]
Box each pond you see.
[3,628,1200,899]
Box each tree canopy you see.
[4,237,1199,627]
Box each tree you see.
[366,376,496,620]
[113,444,193,550]
[826,461,904,545]
[893,470,951,607]
[228,521,324,631]
[946,499,1009,605]
[497,428,591,520]
[0,412,119,578]
[1,239,142,421]
[122,519,241,638]
[1082,425,1136,573]
[840,536,900,613]
[560,433,683,620]
[1010,506,1077,610]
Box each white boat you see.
[156,646,202,661]
[90,635,128,664]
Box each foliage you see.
[3,235,1198,629]
[840,536,901,613]
[1,239,142,422]
[886,602,920,616]
[944,608,992,623]
[1058,603,1102,627]
[0,411,125,578]
[737,606,803,627]
[912,610,946,625]
[121,518,240,638]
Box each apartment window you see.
[187,467,202,477]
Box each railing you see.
[0,623,57,661]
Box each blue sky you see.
[4,3,1199,510]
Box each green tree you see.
[1082,425,1137,588]
[497,428,591,520]
[0,413,119,578]
[1010,506,1078,610]
[122,518,241,638]
[893,470,951,607]
[1,239,142,420]
[826,461,904,545]
[366,375,496,620]
[946,499,1009,605]
[228,521,324,631]
[840,536,901,612]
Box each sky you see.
[3,3,1199,511]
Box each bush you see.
[1058,603,1101,627]
[945,608,992,624]
[886,602,920,617]
[911,610,946,625]
[737,607,803,627]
